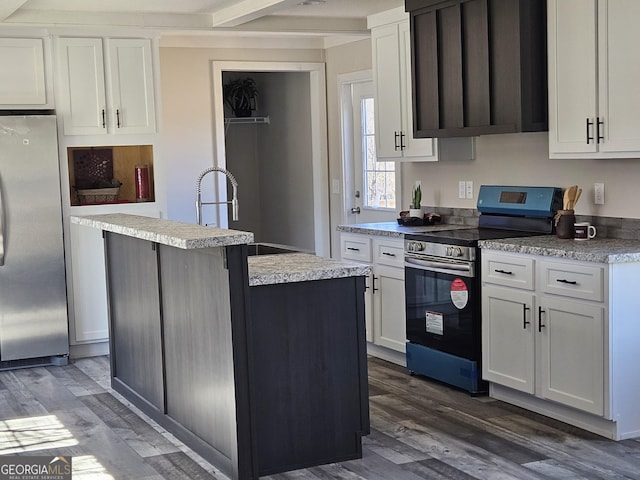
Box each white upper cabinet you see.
[369,8,474,162]
[0,38,49,107]
[57,37,156,136]
[549,0,640,158]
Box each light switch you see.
[466,181,473,199]
[594,183,604,204]
[458,181,466,199]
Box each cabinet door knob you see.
[586,118,594,144]
[538,306,546,332]
[523,304,530,329]
[597,117,604,143]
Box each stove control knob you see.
[408,241,424,252]
[447,246,463,257]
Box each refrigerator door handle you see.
[0,179,4,266]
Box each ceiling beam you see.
[211,0,301,27]
[0,0,28,21]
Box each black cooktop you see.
[405,227,546,247]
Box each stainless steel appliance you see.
[0,114,68,366]
[404,185,562,394]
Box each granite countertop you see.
[479,236,640,264]
[337,221,471,237]
[71,213,254,249]
[248,253,371,286]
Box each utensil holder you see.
[555,209,575,239]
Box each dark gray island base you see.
[71,214,370,480]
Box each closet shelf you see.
[224,116,270,125]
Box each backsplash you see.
[426,206,640,240]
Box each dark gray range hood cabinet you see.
[405,0,548,138]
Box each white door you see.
[58,37,108,136]
[598,0,640,153]
[482,285,536,393]
[107,39,156,135]
[548,0,598,155]
[345,80,398,225]
[538,296,604,415]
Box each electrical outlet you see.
[466,181,473,199]
[458,181,466,199]
[594,183,605,204]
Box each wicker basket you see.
[77,187,120,204]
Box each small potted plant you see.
[409,184,422,218]
[223,77,258,117]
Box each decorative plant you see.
[223,77,258,117]
[411,184,422,209]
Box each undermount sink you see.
[246,242,313,256]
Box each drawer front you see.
[539,260,604,302]
[482,252,535,290]
[340,234,372,263]
[373,238,404,268]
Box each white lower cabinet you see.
[341,233,406,356]
[482,251,605,416]
[480,249,640,440]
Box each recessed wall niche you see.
[67,145,154,206]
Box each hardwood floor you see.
[0,356,638,479]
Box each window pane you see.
[361,96,395,210]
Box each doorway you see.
[211,61,329,257]
[339,71,399,226]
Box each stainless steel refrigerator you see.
[0,114,68,365]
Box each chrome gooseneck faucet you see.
[195,167,239,225]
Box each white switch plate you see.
[466,181,473,199]
[458,181,466,199]
[331,179,340,195]
[594,183,605,204]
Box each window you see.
[361,97,395,209]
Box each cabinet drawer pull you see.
[394,131,400,151]
[495,269,513,275]
[399,131,406,150]
[347,247,360,252]
[372,275,379,293]
[538,306,545,332]
[382,252,396,257]
[556,278,578,285]
[586,118,594,144]
[102,109,106,128]
[597,117,604,143]
[116,108,121,128]
[523,304,530,329]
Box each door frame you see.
[212,61,330,257]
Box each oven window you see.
[405,265,479,360]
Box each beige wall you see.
[158,46,323,224]
[402,132,640,219]
[325,39,373,256]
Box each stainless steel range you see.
[404,185,562,394]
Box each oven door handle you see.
[405,256,474,277]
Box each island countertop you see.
[71,213,254,249]
[248,253,371,286]
[479,235,640,264]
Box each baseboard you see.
[366,343,406,367]
[69,341,110,359]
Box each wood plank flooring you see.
[0,356,638,479]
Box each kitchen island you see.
[71,214,371,479]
